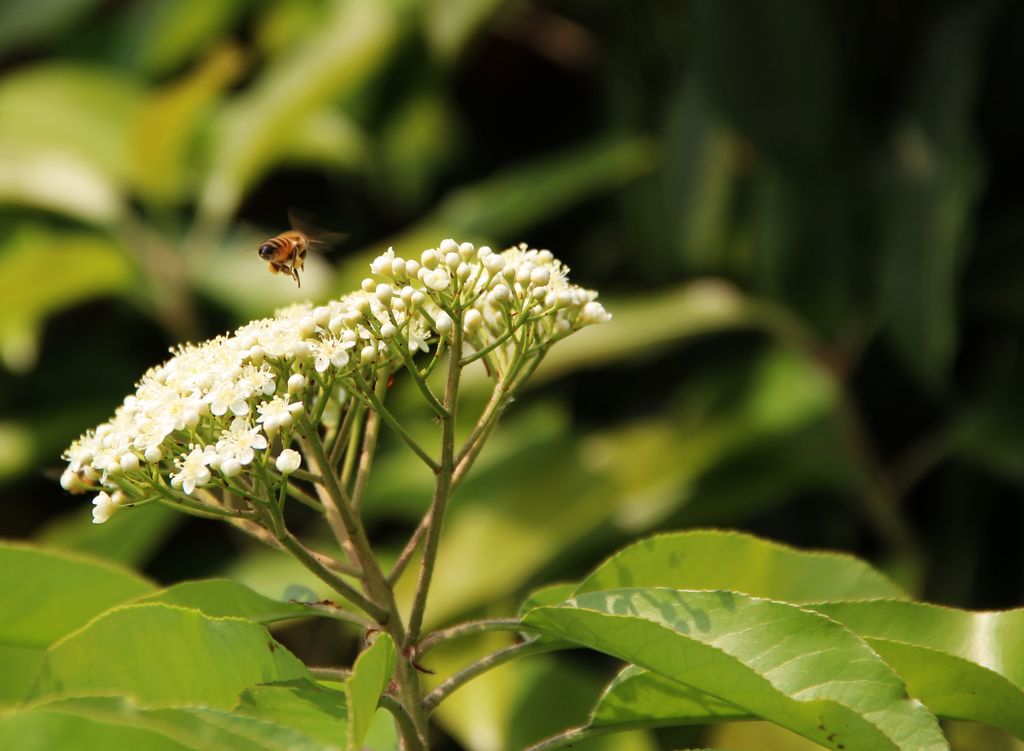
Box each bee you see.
[257,211,346,288]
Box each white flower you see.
[314,337,355,373]
[424,269,450,291]
[170,446,212,495]
[91,491,121,524]
[434,311,453,335]
[215,418,268,465]
[276,449,302,474]
[257,396,303,434]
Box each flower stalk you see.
[61,239,610,750]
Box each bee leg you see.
[292,267,302,288]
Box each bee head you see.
[258,243,275,260]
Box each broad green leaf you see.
[29,603,309,708]
[0,706,191,751]
[0,225,135,372]
[525,589,948,751]
[0,542,153,705]
[132,578,330,624]
[362,708,399,751]
[199,0,398,221]
[236,680,348,748]
[1,685,350,750]
[590,665,747,728]
[519,583,578,617]
[577,529,905,602]
[811,600,1024,738]
[345,633,397,751]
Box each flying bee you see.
[257,211,346,288]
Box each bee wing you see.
[288,208,348,250]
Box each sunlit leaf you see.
[345,633,397,751]
[132,578,331,624]
[525,589,948,751]
[576,529,905,602]
[812,600,1024,738]
[421,0,510,62]
[29,603,309,708]
[0,543,153,705]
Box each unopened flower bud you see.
[375,283,394,303]
[380,322,396,338]
[221,458,242,478]
[445,252,461,270]
[119,452,140,472]
[440,238,458,254]
[361,345,377,364]
[421,249,439,269]
[361,278,376,292]
[276,449,302,474]
[464,309,483,330]
[288,373,306,393]
[435,312,454,335]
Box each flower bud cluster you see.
[62,240,609,523]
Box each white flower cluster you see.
[62,240,609,523]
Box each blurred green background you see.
[2,0,1024,748]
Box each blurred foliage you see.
[3,0,1024,748]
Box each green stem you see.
[357,373,439,473]
[417,618,534,654]
[277,532,387,622]
[407,320,463,644]
[380,695,426,751]
[386,513,429,585]
[422,640,560,712]
[351,378,384,514]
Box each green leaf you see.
[0,705,192,751]
[0,224,135,372]
[577,529,905,602]
[519,583,578,617]
[29,603,309,708]
[811,600,1024,738]
[236,679,349,747]
[345,633,397,751]
[199,0,398,221]
[524,588,948,751]
[0,542,153,705]
[132,578,329,624]
[590,665,747,728]
[1,685,350,751]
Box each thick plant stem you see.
[407,322,463,644]
[350,381,384,513]
[277,532,387,622]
